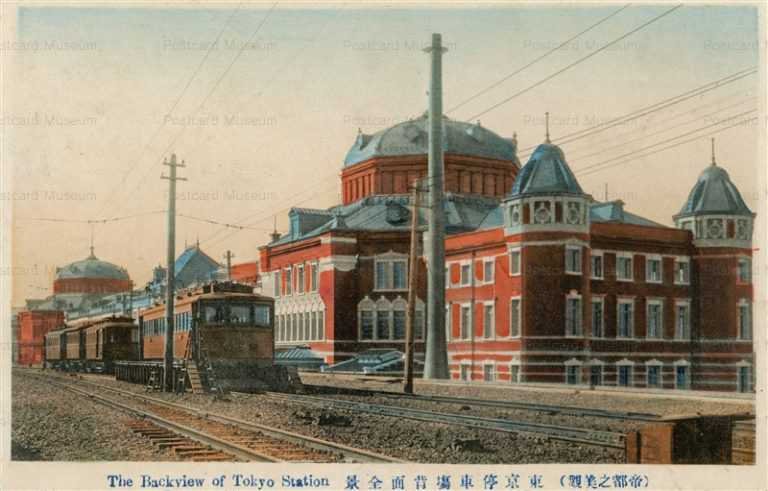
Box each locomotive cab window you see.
[230,304,252,323]
[253,304,271,327]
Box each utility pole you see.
[423,33,449,380]
[161,153,186,392]
[404,181,422,394]
[224,250,234,281]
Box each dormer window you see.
[509,203,521,226]
[566,202,581,225]
[404,124,422,142]
[534,202,551,224]
[736,219,750,240]
[707,218,724,239]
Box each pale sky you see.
[4,2,762,306]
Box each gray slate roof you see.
[344,113,519,167]
[270,193,500,246]
[508,143,583,197]
[55,254,130,281]
[676,164,752,218]
[590,201,666,228]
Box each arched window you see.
[358,297,375,341]
[392,298,407,340]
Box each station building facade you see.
[259,114,754,392]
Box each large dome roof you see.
[508,142,583,197]
[676,163,752,218]
[344,113,519,167]
[55,251,130,281]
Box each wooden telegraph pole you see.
[224,250,234,281]
[161,154,186,392]
[404,181,421,394]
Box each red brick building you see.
[229,261,260,285]
[17,310,64,366]
[259,115,754,392]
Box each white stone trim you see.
[320,236,357,245]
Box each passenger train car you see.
[44,314,138,373]
[44,282,295,392]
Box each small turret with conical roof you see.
[504,113,590,233]
[674,139,754,247]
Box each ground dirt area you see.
[12,371,176,461]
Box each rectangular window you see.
[565,247,581,274]
[647,365,661,388]
[509,298,521,337]
[483,259,494,284]
[674,260,690,284]
[738,366,751,393]
[646,258,662,283]
[617,256,633,281]
[285,267,292,295]
[618,301,634,338]
[482,304,494,339]
[647,301,663,339]
[273,271,280,297]
[618,365,632,387]
[591,254,603,279]
[360,311,374,340]
[309,312,317,340]
[414,310,424,340]
[510,365,521,384]
[565,297,582,336]
[375,262,388,290]
[739,303,751,340]
[376,310,390,340]
[460,365,471,381]
[509,248,521,276]
[675,366,689,389]
[393,310,406,340]
[318,311,325,340]
[297,264,305,294]
[310,262,319,292]
[392,261,407,290]
[460,263,471,286]
[675,303,690,340]
[483,364,494,382]
[375,259,408,290]
[738,258,751,283]
[591,299,604,338]
[460,305,471,340]
[566,365,580,385]
[590,365,602,386]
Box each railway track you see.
[302,385,662,422]
[25,371,401,463]
[262,391,627,449]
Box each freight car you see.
[44,315,138,372]
[115,282,297,393]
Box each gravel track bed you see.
[48,372,623,463]
[293,392,645,433]
[12,371,177,461]
[301,373,755,417]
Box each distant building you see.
[17,310,64,366]
[228,261,260,286]
[11,306,23,364]
[53,247,132,295]
[144,243,221,297]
